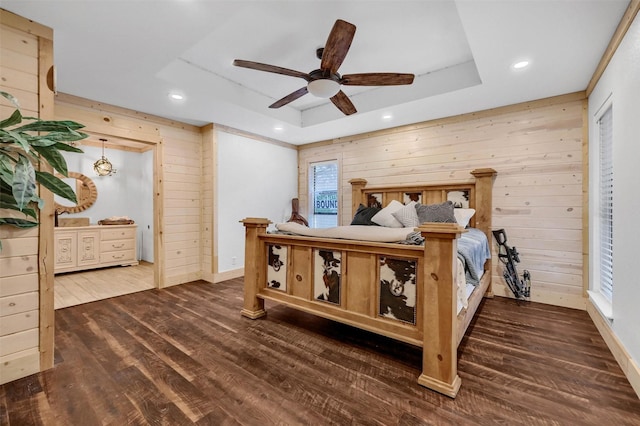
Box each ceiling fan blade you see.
[320,19,356,73]
[233,59,310,81]
[330,91,357,116]
[341,73,415,86]
[269,87,309,108]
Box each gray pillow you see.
[391,201,420,227]
[351,204,380,226]
[415,201,456,223]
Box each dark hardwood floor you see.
[1,278,639,425]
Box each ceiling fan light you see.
[307,79,340,98]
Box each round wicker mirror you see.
[54,171,98,214]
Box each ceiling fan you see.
[233,19,415,116]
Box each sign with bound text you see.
[314,190,338,214]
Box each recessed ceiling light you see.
[169,92,184,101]
[512,60,530,70]
[274,125,284,131]
[382,113,393,120]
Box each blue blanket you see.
[402,227,490,285]
[456,228,491,286]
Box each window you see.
[590,99,613,320]
[597,104,614,302]
[309,161,338,228]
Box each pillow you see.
[350,204,381,226]
[391,201,420,228]
[371,200,404,228]
[454,208,476,228]
[415,201,456,223]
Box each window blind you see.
[309,161,338,228]
[598,105,613,301]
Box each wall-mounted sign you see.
[314,190,338,214]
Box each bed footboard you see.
[240,219,467,398]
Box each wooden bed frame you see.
[241,168,496,398]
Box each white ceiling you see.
[1,0,629,145]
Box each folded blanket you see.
[456,228,491,286]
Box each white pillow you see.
[371,200,404,228]
[454,208,476,228]
[391,201,419,228]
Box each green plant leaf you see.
[35,170,77,203]
[1,92,88,235]
[29,194,45,210]
[0,192,37,219]
[33,130,88,143]
[0,109,22,129]
[0,217,38,228]
[15,120,85,132]
[0,91,20,109]
[29,137,58,147]
[32,144,68,176]
[0,155,14,185]
[53,142,84,153]
[12,154,36,210]
[0,129,31,153]
[0,175,12,192]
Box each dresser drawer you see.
[100,239,135,253]
[101,227,136,241]
[100,249,136,264]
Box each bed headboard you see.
[349,168,497,238]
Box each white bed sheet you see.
[276,222,414,242]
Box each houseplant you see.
[0,91,87,249]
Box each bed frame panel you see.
[241,168,496,398]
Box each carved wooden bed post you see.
[349,178,368,216]
[470,168,497,297]
[417,222,466,398]
[240,218,271,319]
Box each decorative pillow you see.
[454,208,476,228]
[392,201,420,228]
[415,201,456,223]
[351,204,381,226]
[371,199,404,228]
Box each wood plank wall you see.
[0,10,53,384]
[201,124,216,281]
[53,95,205,289]
[299,93,586,309]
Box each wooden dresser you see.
[54,224,139,274]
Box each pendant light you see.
[94,138,115,176]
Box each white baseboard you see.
[213,268,244,283]
[587,300,640,399]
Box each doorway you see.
[53,132,159,309]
